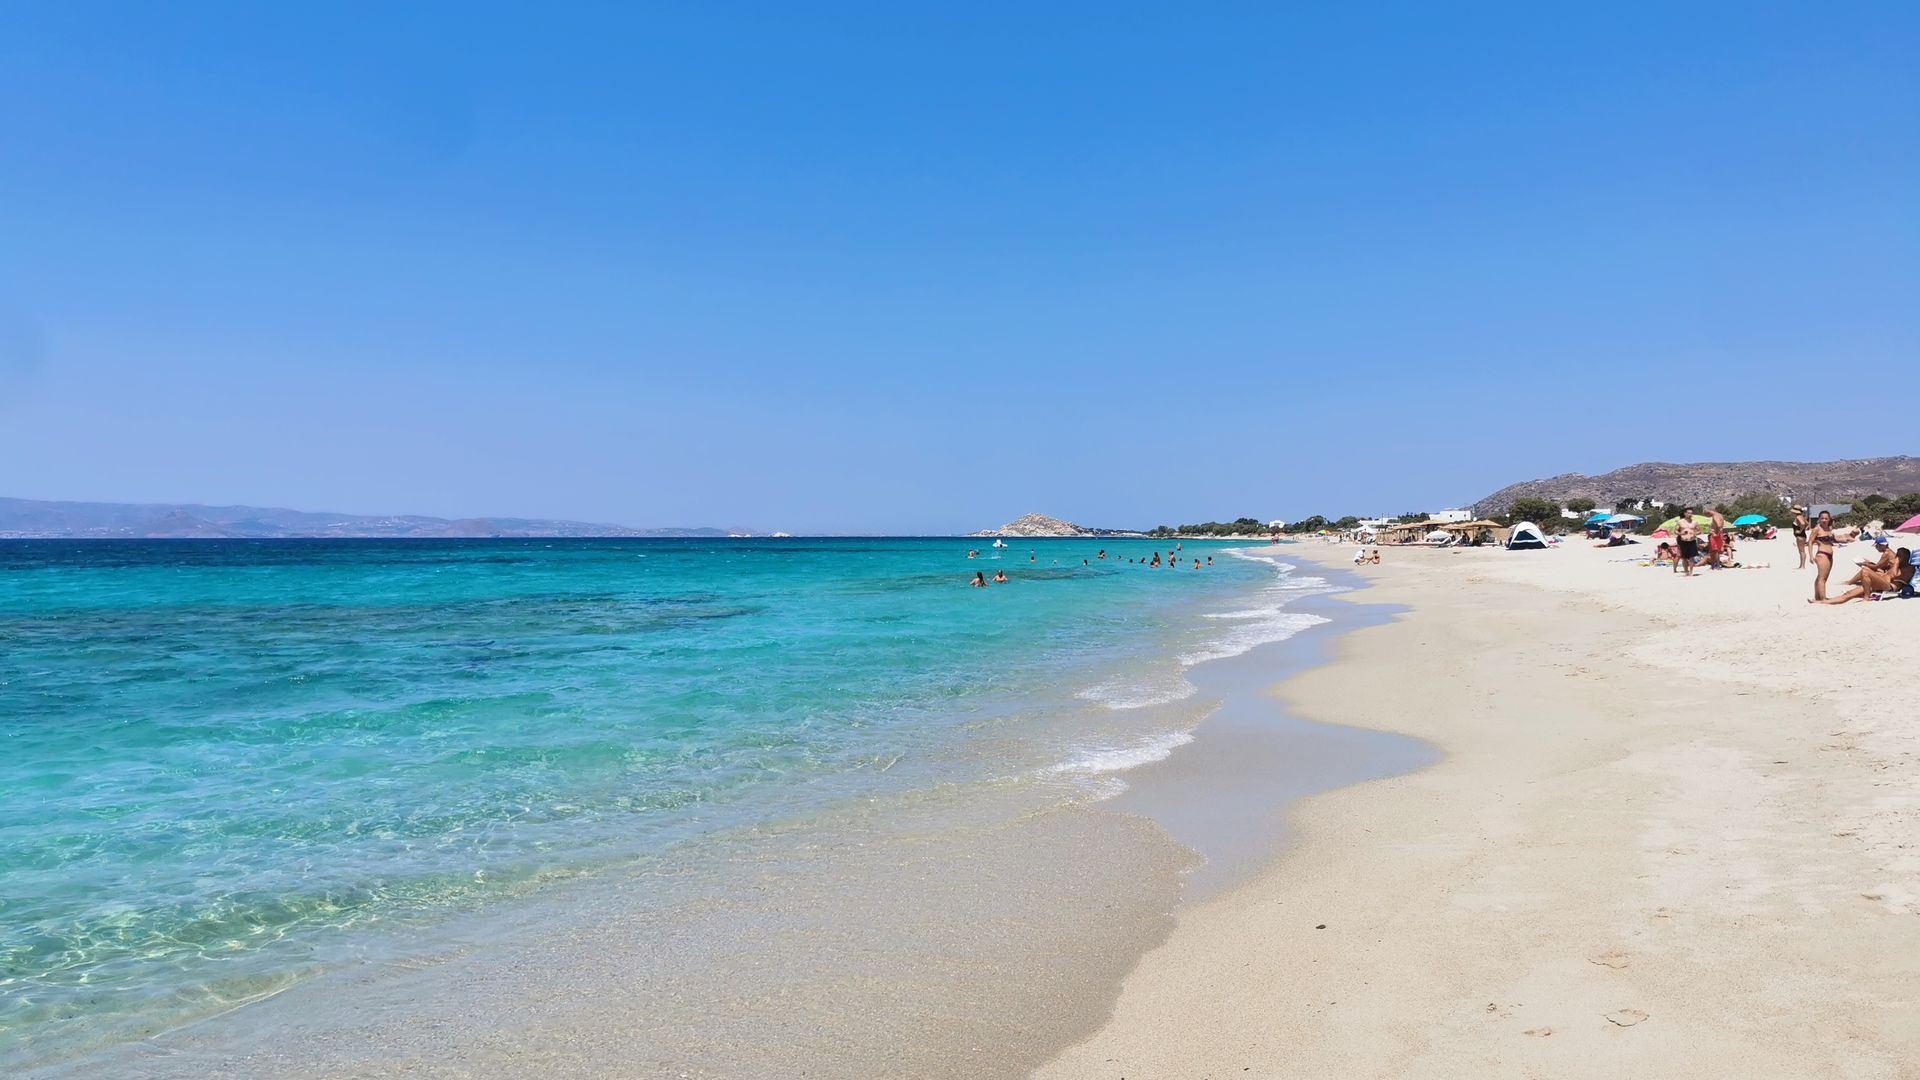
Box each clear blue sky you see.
[2,4,1914,533]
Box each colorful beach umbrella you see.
[1896,513,1920,533]
[1604,513,1644,524]
[1731,514,1768,526]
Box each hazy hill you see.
[0,498,738,539]
[1471,457,1920,517]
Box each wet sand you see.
[1042,536,1920,1078]
[37,553,1419,1079]
[1113,569,1437,898]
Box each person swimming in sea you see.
[1149,552,1161,567]
[1205,556,1212,566]
[993,569,1008,583]
[1097,549,1106,560]
[970,571,987,587]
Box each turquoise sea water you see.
[0,537,1326,1069]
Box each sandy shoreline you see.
[1042,535,1920,1078]
[30,545,1377,1080]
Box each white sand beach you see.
[1042,533,1920,1078]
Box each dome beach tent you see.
[1506,521,1547,550]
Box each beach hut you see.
[1506,521,1547,550]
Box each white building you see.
[1431,508,1472,524]
[1266,519,1287,530]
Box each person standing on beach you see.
[1706,509,1730,570]
[1673,509,1701,577]
[1791,507,1810,570]
[1810,510,1836,601]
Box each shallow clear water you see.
[0,537,1320,1068]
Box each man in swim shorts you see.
[1673,508,1700,578]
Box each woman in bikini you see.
[1791,507,1810,570]
[1819,547,1913,605]
[1809,510,1836,602]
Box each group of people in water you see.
[967,544,1214,586]
[1658,504,1915,603]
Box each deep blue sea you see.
[0,537,1330,1068]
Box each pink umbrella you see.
[1896,513,1920,533]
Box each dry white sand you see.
[1040,532,1920,1079]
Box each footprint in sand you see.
[1605,1009,1649,1027]
[1523,1027,1553,1037]
[1588,950,1630,969]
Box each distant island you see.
[0,498,748,540]
[970,513,1147,538]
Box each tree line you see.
[1500,492,1920,534]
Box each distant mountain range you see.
[1472,457,1920,517]
[0,498,742,539]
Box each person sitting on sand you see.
[971,571,987,587]
[1855,536,1895,578]
[1353,546,1368,564]
[993,569,1009,583]
[1818,546,1913,604]
[1366,549,1382,564]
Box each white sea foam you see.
[1077,551,1339,711]
[1074,673,1198,710]
[1181,559,1339,665]
[1046,729,1196,777]
[1180,609,1330,666]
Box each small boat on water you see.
[991,538,1008,548]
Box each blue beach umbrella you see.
[1732,514,1768,526]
